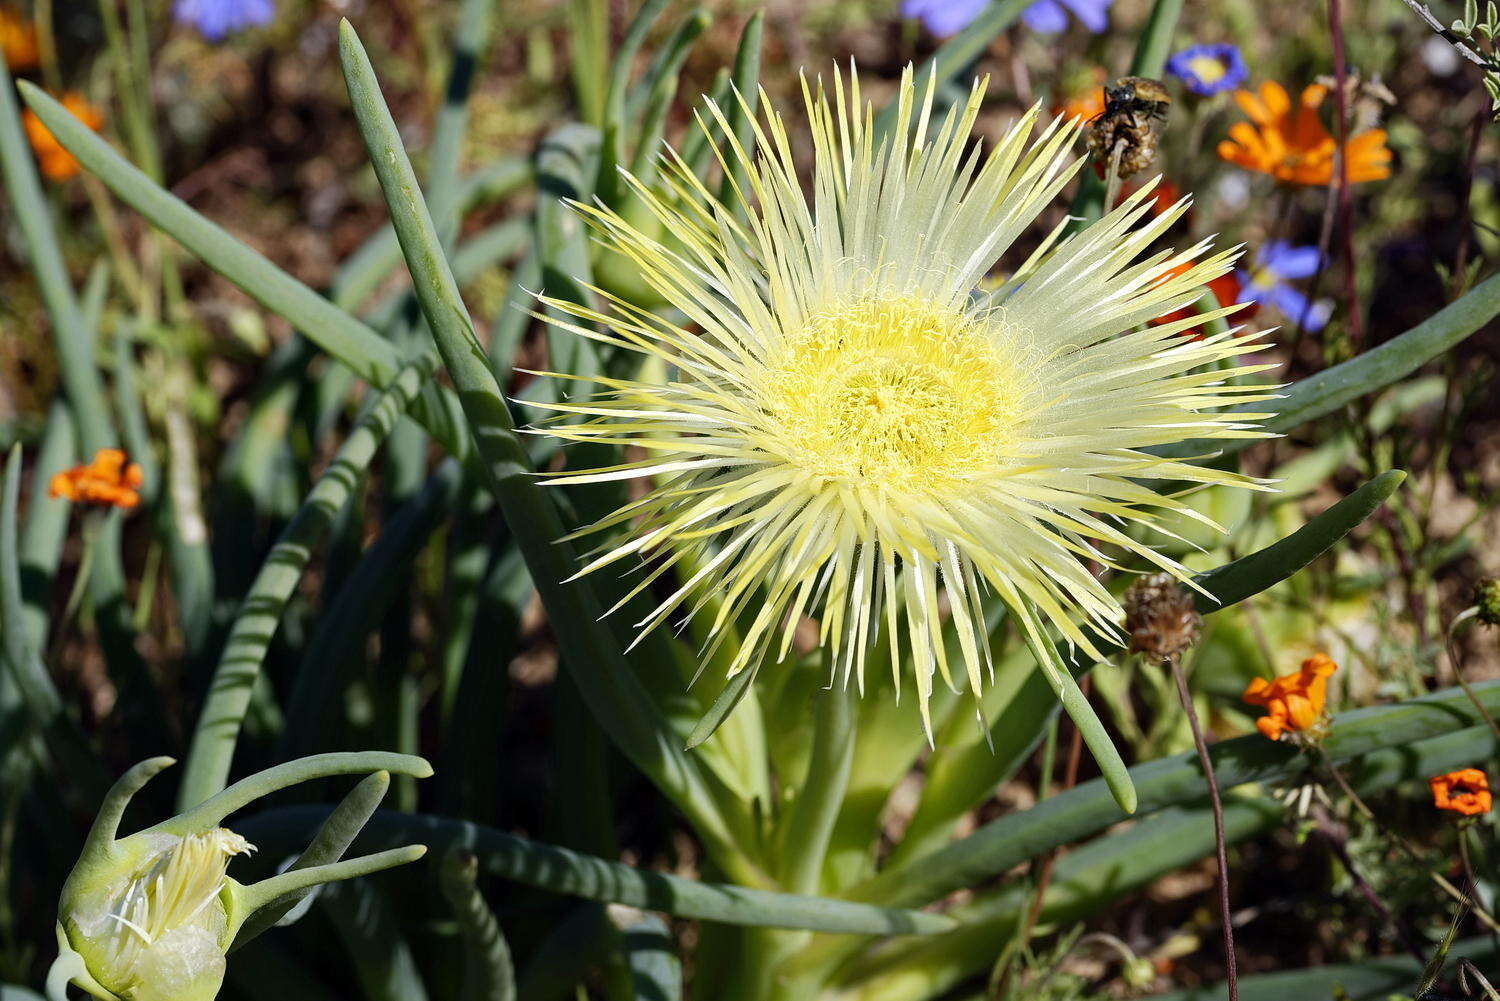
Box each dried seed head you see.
[1475,578,1500,627]
[1122,573,1201,660]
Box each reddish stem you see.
[1169,655,1238,1001]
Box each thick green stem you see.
[778,673,857,896]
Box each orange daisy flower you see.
[1430,769,1492,816]
[22,92,103,182]
[1242,653,1337,741]
[1216,81,1391,186]
[49,448,144,509]
[1,6,39,71]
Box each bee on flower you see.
[1087,76,1172,180]
[1430,768,1492,817]
[1242,654,1338,742]
[23,92,103,181]
[49,448,145,510]
[535,66,1275,738]
[1217,81,1392,186]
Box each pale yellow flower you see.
[537,67,1274,731]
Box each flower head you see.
[1166,43,1248,96]
[1242,653,1337,741]
[1237,241,1330,331]
[1431,768,1492,816]
[1216,81,1391,186]
[1,6,40,71]
[50,448,144,509]
[536,68,1273,733]
[23,92,103,182]
[173,0,273,40]
[1123,573,1201,661]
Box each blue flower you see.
[1021,0,1112,34]
[174,0,273,40]
[1165,43,1249,96]
[901,0,1112,36]
[901,0,987,36]
[1237,242,1330,331]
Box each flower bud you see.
[49,754,430,1001]
[1122,956,1158,989]
[60,828,253,1001]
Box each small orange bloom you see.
[0,6,39,71]
[1148,261,1252,340]
[49,448,144,509]
[1114,177,1184,217]
[1216,81,1391,186]
[1242,653,1337,741]
[1054,86,1105,123]
[22,92,104,182]
[1430,769,1492,816]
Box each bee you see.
[1100,76,1172,126]
[1086,76,1172,180]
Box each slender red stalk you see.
[1170,656,1238,1001]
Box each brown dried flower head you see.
[1123,572,1202,660]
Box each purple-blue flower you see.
[174,0,273,40]
[1237,242,1330,331]
[901,0,987,36]
[1022,0,1112,34]
[901,0,1112,36]
[1165,43,1249,96]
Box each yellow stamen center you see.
[756,293,1033,493]
[1249,266,1277,289]
[1187,55,1226,84]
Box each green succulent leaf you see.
[238,809,956,937]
